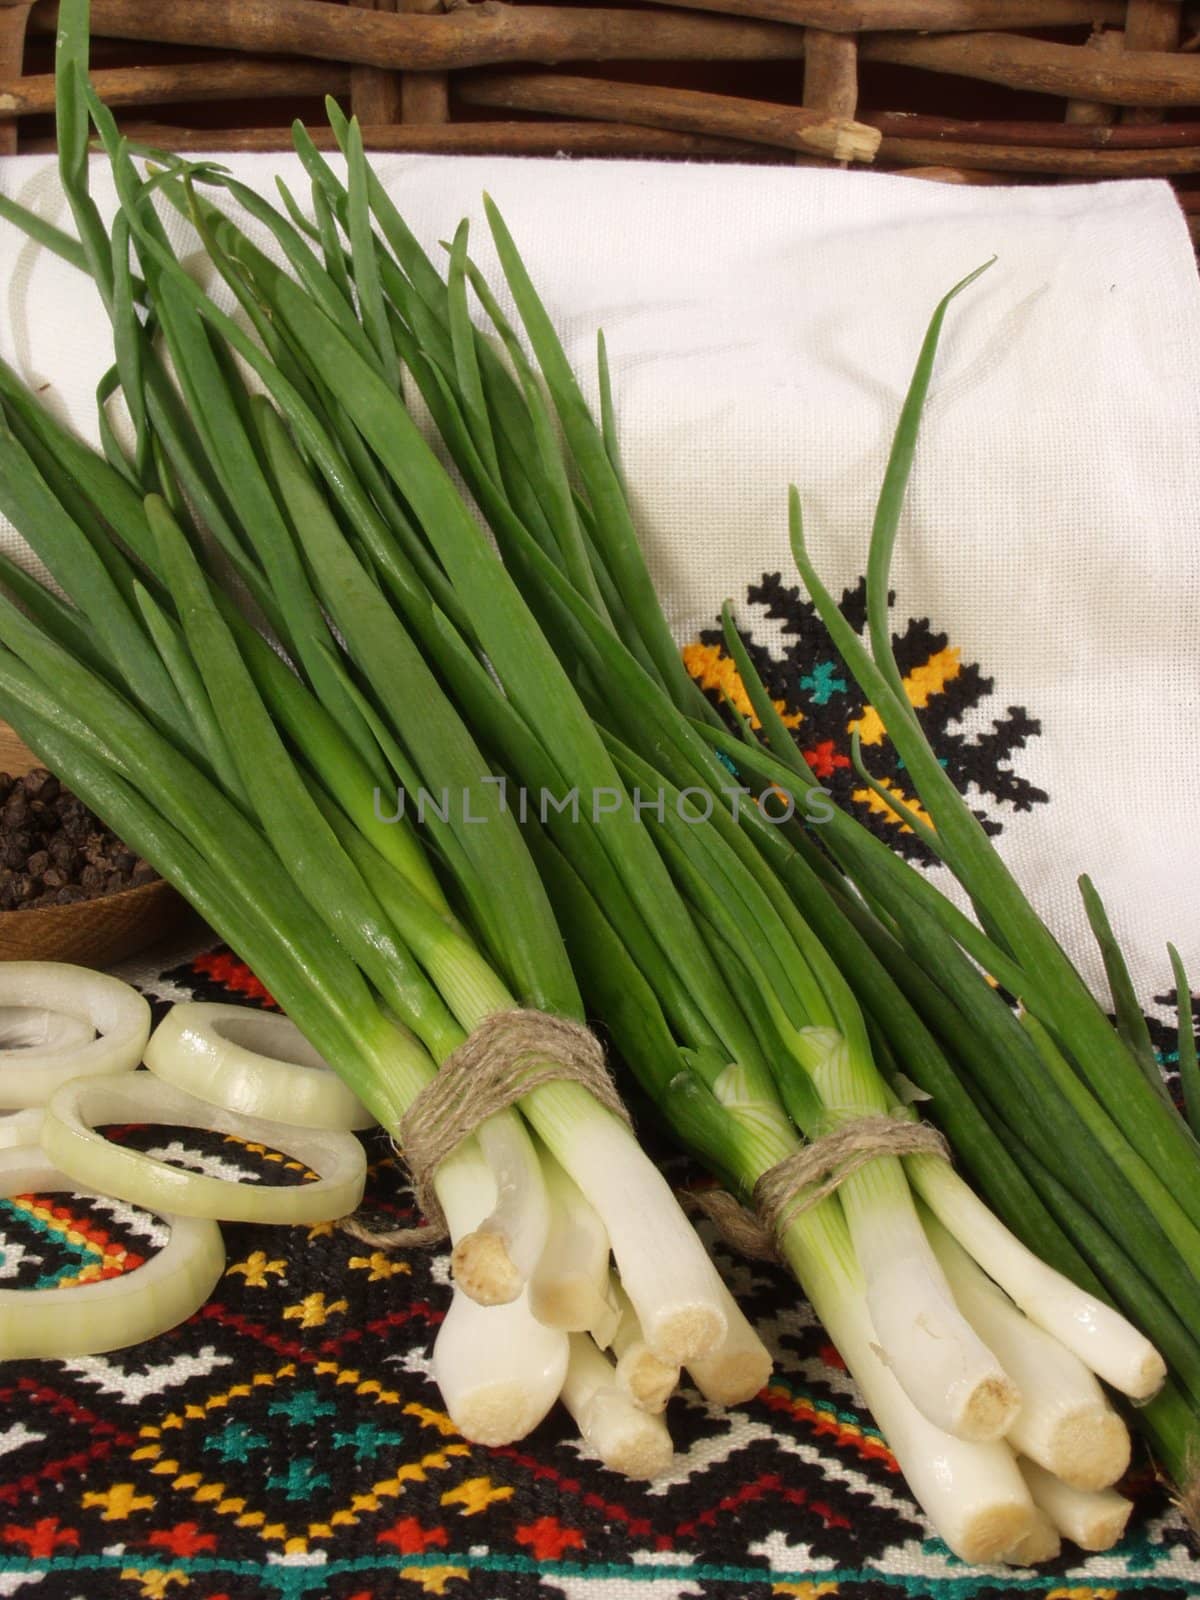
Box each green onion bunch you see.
[0,0,1192,1562]
[0,0,758,1459]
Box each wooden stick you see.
[867,110,1200,146]
[803,29,858,120]
[860,29,1200,106]
[459,70,881,160]
[56,117,783,161]
[1064,26,1124,125]
[878,132,1200,172]
[351,0,404,126]
[400,0,449,124]
[29,0,813,68]
[0,58,345,116]
[0,1,30,155]
[1121,0,1182,123]
[607,0,1123,30]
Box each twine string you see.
[686,1113,952,1262]
[340,1008,629,1250]
[1172,1453,1200,1540]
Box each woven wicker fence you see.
[2,1,1199,238]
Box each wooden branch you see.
[0,2,29,155]
[803,29,858,119]
[1122,0,1182,124]
[617,0,1122,30]
[0,58,345,116]
[62,117,783,161]
[1125,0,1182,51]
[866,110,1200,145]
[878,132,1200,172]
[29,0,812,69]
[351,0,404,126]
[860,29,1200,106]
[400,0,449,124]
[459,70,881,160]
[1063,25,1123,125]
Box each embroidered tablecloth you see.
[0,928,1194,1600]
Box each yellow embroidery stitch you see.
[441,1476,515,1515]
[282,1291,348,1328]
[682,642,803,730]
[225,1250,286,1288]
[850,645,961,747]
[82,1483,156,1520]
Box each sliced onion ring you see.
[145,1002,374,1131]
[0,1108,45,1149]
[41,1073,366,1224]
[0,963,150,1107]
[0,1145,225,1358]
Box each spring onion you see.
[685,1274,774,1407]
[431,1136,570,1445]
[1018,1458,1134,1552]
[1001,1508,1062,1567]
[527,1147,617,1339]
[910,1152,1165,1401]
[926,1211,1130,1490]
[560,1332,675,1480]
[608,1278,681,1414]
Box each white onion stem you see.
[433,1283,568,1446]
[561,1333,674,1479]
[528,1146,616,1337]
[779,1203,1035,1564]
[609,1278,680,1413]
[926,1212,1129,1490]
[1019,1458,1134,1551]
[145,1001,374,1130]
[450,1109,550,1306]
[842,1157,1019,1441]
[0,963,149,1107]
[0,1146,224,1358]
[432,1139,568,1444]
[1000,1507,1062,1566]
[40,1072,366,1223]
[910,1153,1165,1401]
[686,1273,773,1405]
[811,1038,1018,1440]
[528,1082,727,1363]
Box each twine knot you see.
[685,1112,951,1262]
[341,1008,628,1250]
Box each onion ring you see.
[0,1146,225,1358]
[40,1072,366,1223]
[145,1002,373,1130]
[0,963,150,1107]
[0,1108,44,1149]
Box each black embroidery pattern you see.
[689,574,1048,863]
